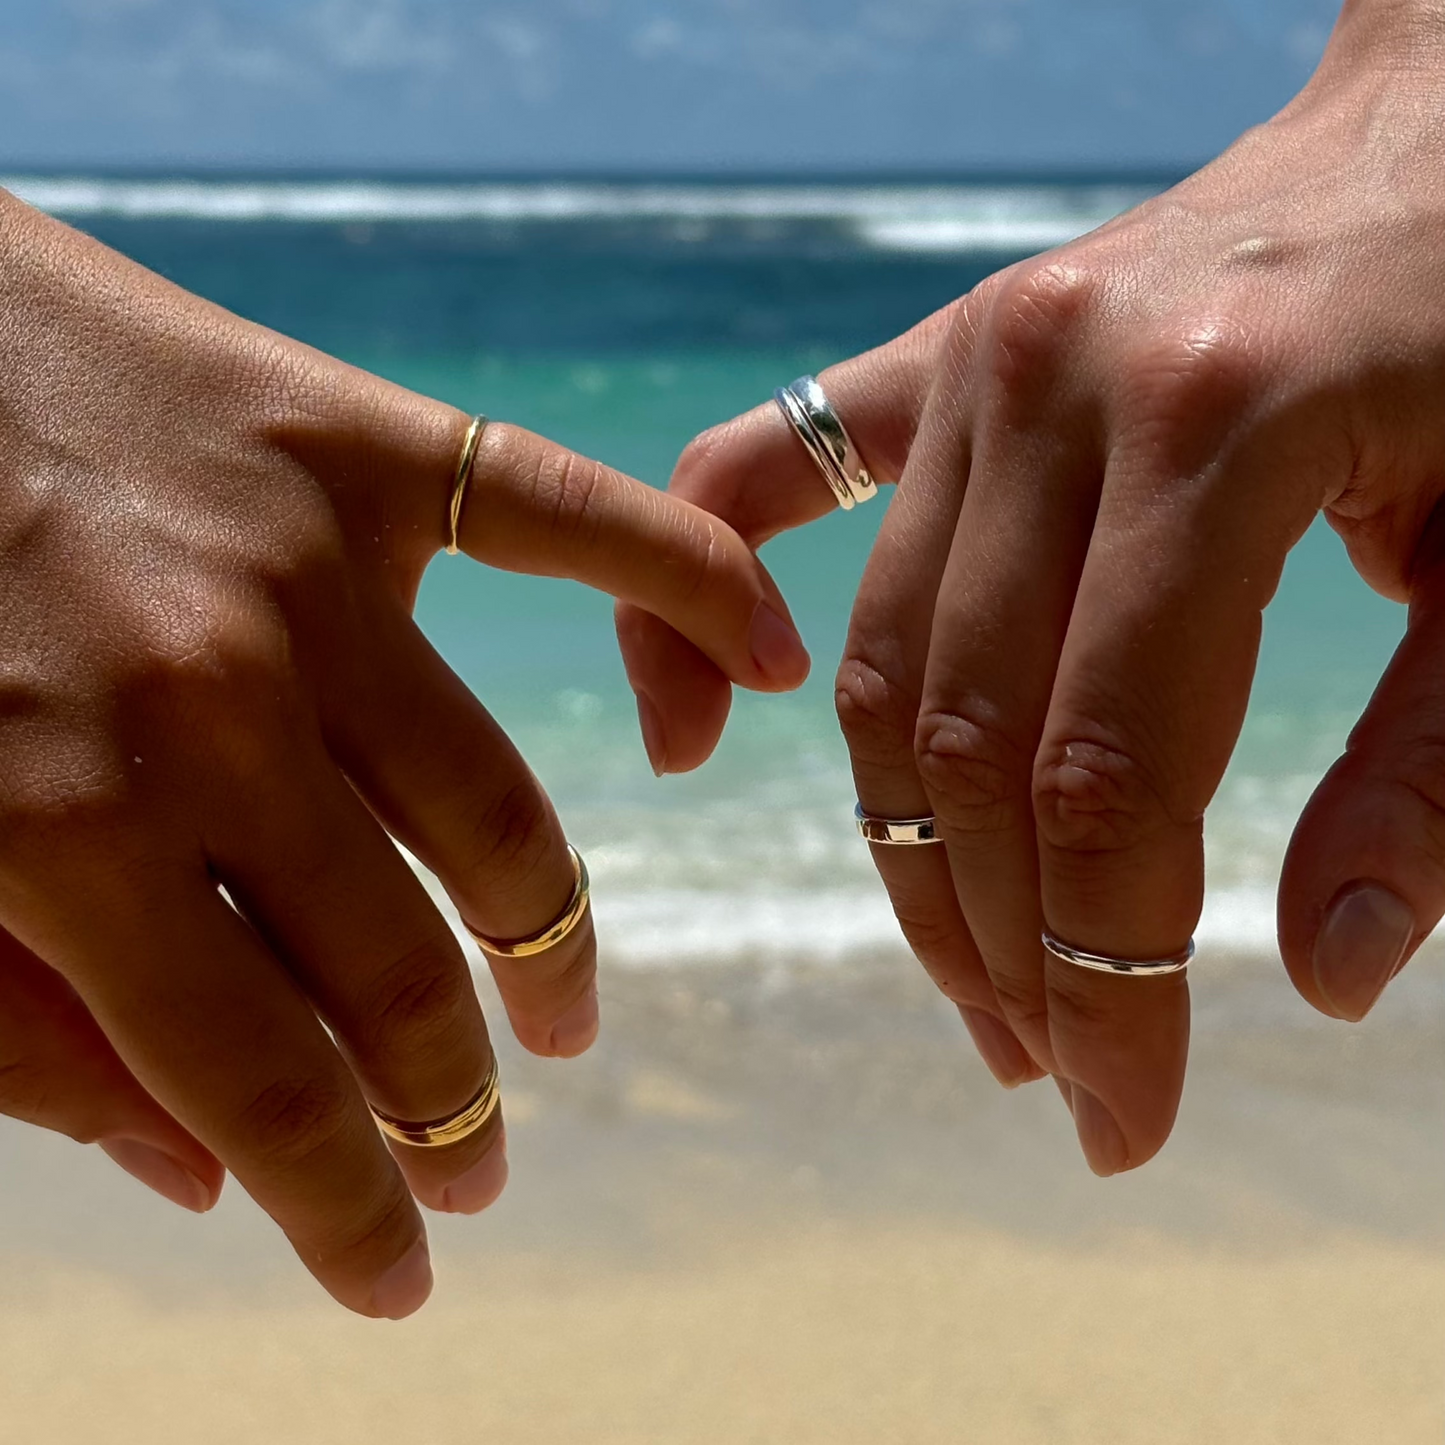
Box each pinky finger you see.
[0,927,224,1212]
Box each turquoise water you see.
[36,177,1407,963]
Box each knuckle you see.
[891,902,968,969]
[356,935,477,1068]
[1117,319,1257,456]
[672,425,729,492]
[669,516,729,613]
[528,448,605,550]
[234,1073,358,1176]
[1032,736,1176,857]
[1044,970,1121,1039]
[0,1049,56,1129]
[0,765,130,855]
[979,261,1097,401]
[464,778,556,896]
[311,1189,418,1280]
[0,774,167,902]
[989,970,1051,1040]
[1384,739,1445,856]
[834,654,919,772]
[914,706,1027,837]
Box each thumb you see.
[1278,527,1445,1021]
[616,298,959,773]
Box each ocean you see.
[3,173,1442,1445]
[11,172,1407,970]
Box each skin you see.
[0,188,811,1317]
[619,0,1445,1177]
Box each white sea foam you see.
[430,872,1285,972]
[580,881,1283,968]
[1,175,1150,255]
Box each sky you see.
[0,0,1343,174]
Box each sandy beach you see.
[2,946,1441,1442]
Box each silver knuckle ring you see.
[774,376,881,511]
[1041,930,1194,978]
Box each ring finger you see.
[207,709,511,1217]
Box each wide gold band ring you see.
[446,414,489,556]
[371,1057,501,1148]
[464,846,591,959]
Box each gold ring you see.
[371,1057,501,1148]
[446,414,489,556]
[465,846,591,959]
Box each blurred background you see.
[1,5,1441,1443]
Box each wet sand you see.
[1,947,1442,1442]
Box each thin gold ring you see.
[371,1057,501,1148]
[465,846,591,959]
[446,414,489,556]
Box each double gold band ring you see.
[446,414,489,556]
[464,846,592,959]
[371,1057,502,1149]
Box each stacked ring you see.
[371,1057,501,1148]
[775,376,880,510]
[464,845,592,959]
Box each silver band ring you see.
[1041,931,1194,978]
[855,803,941,846]
[775,376,880,511]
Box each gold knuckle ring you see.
[465,845,591,959]
[371,1057,501,1149]
[446,413,489,556]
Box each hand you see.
[619,0,1445,1174]
[0,189,808,1315]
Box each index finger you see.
[615,300,960,772]
[459,422,811,694]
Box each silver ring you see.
[855,803,941,846]
[774,376,880,511]
[1041,931,1194,978]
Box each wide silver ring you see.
[1041,931,1194,978]
[855,803,941,846]
[774,376,880,511]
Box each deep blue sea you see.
[11,174,1405,966]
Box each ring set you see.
[421,384,1186,1159]
[777,383,1196,983]
[774,376,882,510]
[367,844,592,1149]
[853,803,1193,977]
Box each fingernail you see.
[959,1007,1039,1089]
[748,603,810,686]
[369,1239,434,1321]
[636,692,668,777]
[441,1137,509,1215]
[550,983,600,1057]
[100,1138,215,1213]
[1313,881,1415,1022]
[1072,1087,1129,1178]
